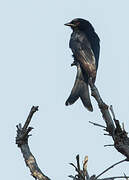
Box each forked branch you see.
[16,106,51,180]
[88,78,129,160]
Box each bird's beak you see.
[64,22,75,27]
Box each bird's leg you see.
[71,55,79,66]
[71,60,78,66]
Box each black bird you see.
[64,18,100,111]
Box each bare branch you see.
[95,159,126,179]
[69,155,91,180]
[83,156,89,179]
[88,78,115,136]
[69,162,84,180]
[76,154,81,172]
[68,175,78,180]
[123,173,129,180]
[88,78,129,160]
[89,121,106,129]
[23,106,39,131]
[104,144,114,147]
[100,175,129,180]
[16,106,50,180]
[103,133,111,136]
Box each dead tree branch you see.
[99,176,129,180]
[69,155,129,180]
[16,106,51,180]
[69,155,90,180]
[15,105,129,180]
[95,159,126,179]
[89,121,106,129]
[88,78,129,161]
[15,75,129,179]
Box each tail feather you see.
[65,63,93,111]
[79,81,93,111]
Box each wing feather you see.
[70,32,96,79]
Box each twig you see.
[100,176,129,180]
[123,173,129,180]
[23,106,39,131]
[103,134,111,136]
[69,163,84,180]
[83,156,89,179]
[76,154,81,172]
[104,144,114,147]
[89,121,106,129]
[95,159,126,179]
[68,175,78,180]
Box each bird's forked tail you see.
[65,62,93,112]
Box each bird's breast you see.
[69,32,84,50]
[71,31,85,42]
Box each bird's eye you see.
[71,20,79,26]
[76,22,80,25]
[74,21,80,26]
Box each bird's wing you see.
[71,35,96,79]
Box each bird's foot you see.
[71,60,79,66]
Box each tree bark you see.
[16,106,51,180]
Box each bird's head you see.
[64,18,94,32]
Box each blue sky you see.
[1,0,129,179]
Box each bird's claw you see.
[71,60,79,66]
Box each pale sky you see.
[1,0,129,179]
